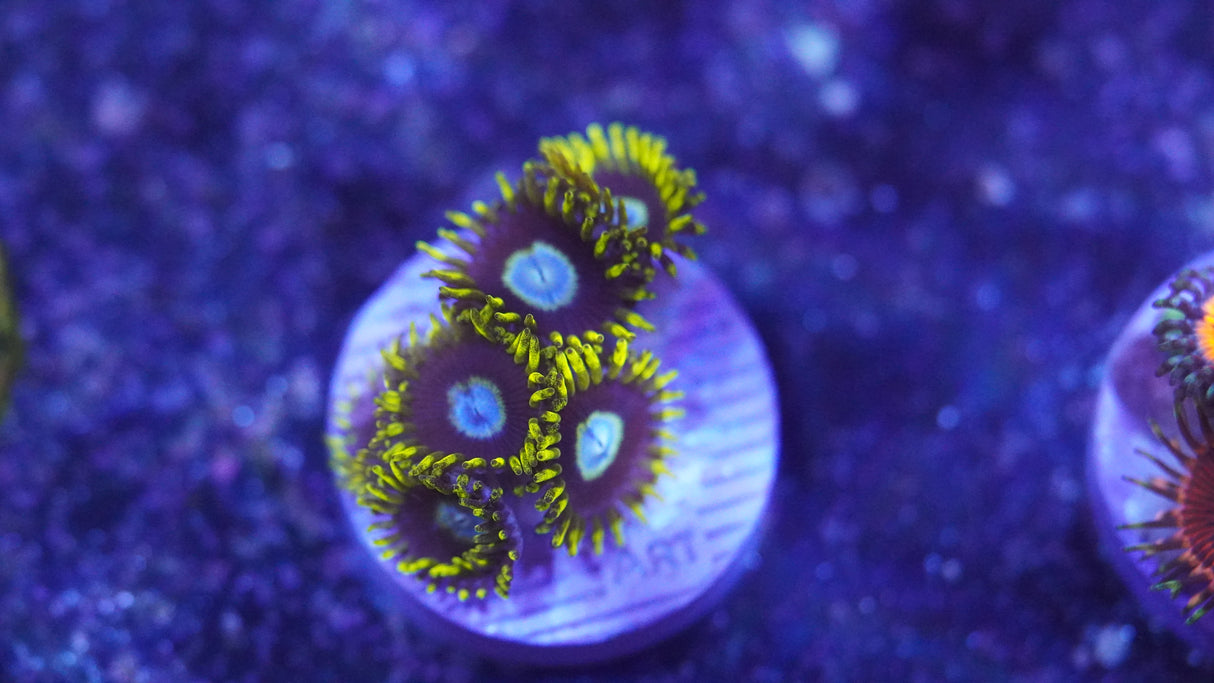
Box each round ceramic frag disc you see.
[327,253,779,664]
[1089,252,1214,650]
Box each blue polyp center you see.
[618,196,649,230]
[501,240,578,312]
[575,410,625,482]
[446,375,506,440]
[434,500,480,544]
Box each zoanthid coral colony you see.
[1091,253,1214,653]
[326,124,778,663]
[0,242,19,415]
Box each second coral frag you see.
[1091,253,1214,653]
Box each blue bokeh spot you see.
[576,410,625,482]
[446,375,507,440]
[501,240,578,312]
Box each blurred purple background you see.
[2,1,1213,680]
